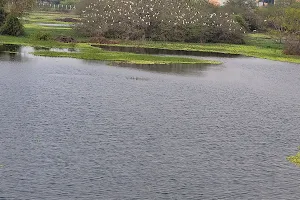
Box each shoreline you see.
[1,36,299,64]
[0,41,221,65]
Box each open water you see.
[0,45,299,199]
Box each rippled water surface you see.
[0,46,300,199]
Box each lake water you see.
[0,46,300,199]
[36,23,73,27]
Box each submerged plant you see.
[287,150,300,167]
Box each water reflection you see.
[36,23,73,27]
[49,48,78,52]
[0,44,216,75]
[34,47,78,52]
[0,44,79,62]
[0,45,29,62]
[0,44,20,52]
[0,52,23,62]
[94,44,241,58]
[116,62,214,74]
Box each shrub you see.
[243,10,265,32]
[223,0,265,32]
[284,37,300,55]
[55,35,76,43]
[32,31,52,41]
[0,7,6,26]
[234,14,249,31]
[283,7,300,55]
[0,15,24,36]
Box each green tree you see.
[284,7,300,34]
[262,6,286,43]
[262,1,300,55]
[283,7,300,55]
[0,7,6,26]
[224,0,263,31]
[0,14,24,36]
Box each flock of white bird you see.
[80,0,245,34]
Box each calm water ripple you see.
[0,47,300,199]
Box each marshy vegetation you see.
[288,151,300,166]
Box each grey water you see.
[0,45,300,200]
[36,23,73,27]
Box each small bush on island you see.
[32,31,52,41]
[77,0,245,44]
[0,15,24,36]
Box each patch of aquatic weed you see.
[33,45,221,65]
[287,151,300,167]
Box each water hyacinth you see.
[77,0,245,43]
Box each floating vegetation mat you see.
[287,152,300,167]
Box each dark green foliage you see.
[224,0,265,32]
[0,15,24,36]
[32,31,52,41]
[184,25,205,43]
[284,39,300,55]
[259,3,300,55]
[234,14,249,31]
[0,7,6,26]
[243,11,265,31]
[202,26,245,44]
[283,7,300,55]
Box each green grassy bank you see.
[117,35,300,64]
